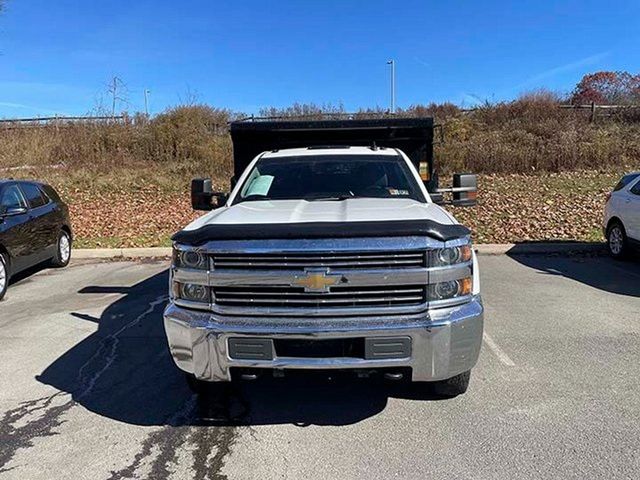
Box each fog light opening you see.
[179,283,210,303]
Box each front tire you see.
[50,230,72,268]
[186,373,212,395]
[607,221,629,260]
[186,374,234,422]
[431,370,471,398]
[0,253,8,301]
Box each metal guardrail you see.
[0,115,127,124]
[559,103,640,122]
[559,104,640,110]
[0,115,134,131]
[2,103,639,128]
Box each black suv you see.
[0,180,72,300]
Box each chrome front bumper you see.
[163,296,484,382]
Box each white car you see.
[604,172,640,259]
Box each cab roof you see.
[0,179,46,187]
[261,146,400,158]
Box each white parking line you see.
[483,332,516,367]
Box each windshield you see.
[235,154,425,203]
[613,173,640,191]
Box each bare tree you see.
[178,85,201,106]
[89,92,108,116]
[107,76,130,116]
[258,102,346,120]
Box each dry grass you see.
[433,93,640,174]
[452,170,624,244]
[2,96,638,178]
[0,106,234,192]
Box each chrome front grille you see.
[211,250,426,270]
[213,285,427,309]
[173,237,472,316]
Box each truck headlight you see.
[427,277,472,301]
[430,245,472,267]
[172,282,210,304]
[174,249,208,270]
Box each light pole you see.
[144,89,150,116]
[386,59,396,113]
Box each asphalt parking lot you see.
[0,254,639,479]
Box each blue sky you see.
[0,0,638,118]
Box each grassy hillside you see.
[0,96,637,247]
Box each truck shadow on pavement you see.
[36,270,443,428]
[507,253,640,298]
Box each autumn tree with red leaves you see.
[571,71,640,105]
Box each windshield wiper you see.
[235,194,272,204]
[304,192,364,201]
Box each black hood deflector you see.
[172,220,470,246]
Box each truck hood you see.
[183,198,457,231]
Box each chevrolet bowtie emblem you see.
[292,269,342,293]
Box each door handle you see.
[626,198,631,203]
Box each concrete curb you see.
[475,242,605,255]
[71,242,605,259]
[73,247,172,259]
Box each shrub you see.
[1,97,638,183]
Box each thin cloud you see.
[515,51,610,89]
[0,102,66,116]
[414,57,431,68]
[0,81,75,93]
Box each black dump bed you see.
[229,117,436,190]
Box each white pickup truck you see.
[163,118,483,397]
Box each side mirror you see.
[0,205,28,218]
[452,173,478,207]
[430,192,445,205]
[191,178,228,211]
